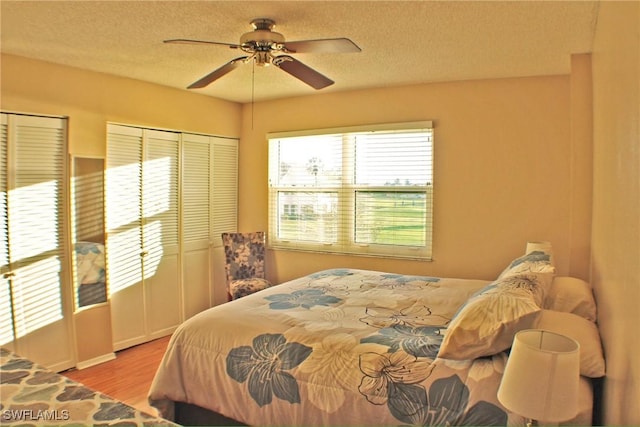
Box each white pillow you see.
[534,310,605,378]
[545,276,597,322]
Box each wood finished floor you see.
[63,335,171,418]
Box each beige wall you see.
[591,1,640,425]
[1,54,242,156]
[240,73,593,284]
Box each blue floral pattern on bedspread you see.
[358,351,506,425]
[387,374,506,426]
[308,268,355,279]
[361,325,444,358]
[380,273,441,284]
[265,288,342,309]
[226,334,312,407]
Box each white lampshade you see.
[498,329,580,423]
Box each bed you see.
[0,347,176,426]
[148,251,605,426]
[74,241,107,307]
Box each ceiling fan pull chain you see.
[251,60,255,130]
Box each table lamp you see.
[497,329,580,426]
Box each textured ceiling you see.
[1,1,599,103]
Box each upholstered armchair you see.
[221,231,272,300]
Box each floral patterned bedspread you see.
[0,348,176,426]
[149,268,513,426]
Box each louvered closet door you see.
[106,124,145,349]
[211,138,238,242]
[0,115,11,351]
[180,134,238,318]
[0,113,73,371]
[211,138,238,306]
[107,125,180,350]
[142,130,180,338]
[182,133,212,319]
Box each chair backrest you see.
[221,232,267,284]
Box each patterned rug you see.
[1,348,177,426]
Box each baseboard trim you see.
[76,352,116,370]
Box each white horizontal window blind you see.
[268,122,433,260]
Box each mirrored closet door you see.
[71,156,107,309]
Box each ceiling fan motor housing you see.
[240,29,285,47]
[240,18,285,49]
[240,19,285,66]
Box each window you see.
[268,122,433,260]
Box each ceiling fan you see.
[164,18,360,90]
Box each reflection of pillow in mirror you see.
[545,276,597,322]
[437,276,541,360]
[534,310,605,378]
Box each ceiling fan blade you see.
[188,56,248,89]
[164,39,241,49]
[274,56,334,90]
[283,38,361,54]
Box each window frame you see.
[268,121,433,260]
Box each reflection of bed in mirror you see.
[75,241,107,307]
[72,156,107,309]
